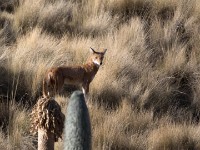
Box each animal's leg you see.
[54,74,64,96]
[46,72,57,98]
[42,78,49,98]
[82,82,89,100]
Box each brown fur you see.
[43,48,107,98]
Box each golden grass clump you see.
[13,0,73,35]
[0,100,36,150]
[148,124,200,150]
[89,100,152,149]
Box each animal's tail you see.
[64,91,91,150]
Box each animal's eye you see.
[95,57,98,59]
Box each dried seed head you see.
[30,97,65,142]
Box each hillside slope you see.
[1,0,200,149]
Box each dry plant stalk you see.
[30,97,65,150]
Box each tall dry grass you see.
[1,0,200,149]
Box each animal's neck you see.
[83,60,99,74]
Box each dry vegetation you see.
[1,0,200,149]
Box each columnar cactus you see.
[30,97,65,150]
[64,91,91,150]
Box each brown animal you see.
[43,47,107,98]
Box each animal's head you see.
[89,47,107,66]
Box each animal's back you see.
[57,66,85,85]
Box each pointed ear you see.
[90,47,95,53]
[103,49,107,54]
